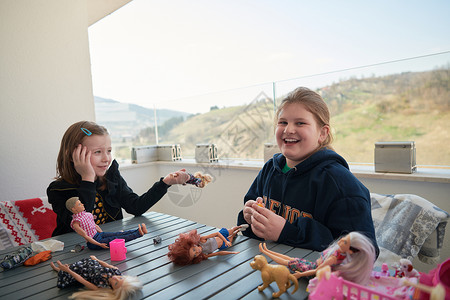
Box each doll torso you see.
[56,258,121,289]
[320,248,347,267]
[70,211,97,237]
[200,237,219,254]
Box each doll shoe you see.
[239,224,249,231]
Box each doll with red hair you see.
[167,225,247,265]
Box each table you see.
[0,212,319,299]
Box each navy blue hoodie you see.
[237,149,378,254]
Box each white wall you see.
[0,0,95,201]
[120,161,450,272]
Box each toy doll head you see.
[194,172,213,188]
[69,275,142,300]
[332,232,376,285]
[167,229,208,265]
[56,120,109,185]
[275,87,334,151]
[65,197,81,212]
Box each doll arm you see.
[90,256,118,269]
[56,261,98,290]
[203,232,231,247]
[316,253,338,269]
[72,222,108,249]
[95,224,103,233]
[206,251,239,258]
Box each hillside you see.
[94,96,190,140]
[151,67,449,165]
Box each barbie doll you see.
[66,197,147,250]
[259,232,376,285]
[50,256,142,300]
[167,226,247,266]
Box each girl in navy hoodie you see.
[237,87,378,255]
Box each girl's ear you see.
[319,125,330,143]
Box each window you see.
[95,52,450,167]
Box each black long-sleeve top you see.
[47,160,170,236]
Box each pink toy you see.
[417,258,450,300]
[110,239,127,261]
[308,268,417,300]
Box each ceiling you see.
[87,0,133,26]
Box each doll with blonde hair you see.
[50,256,142,300]
[259,232,375,285]
[167,226,246,266]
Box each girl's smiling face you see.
[82,134,112,179]
[275,103,329,168]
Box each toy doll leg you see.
[227,226,242,241]
[105,229,142,242]
[259,243,293,266]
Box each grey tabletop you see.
[0,211,319,299]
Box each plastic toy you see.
[66,197,147,250]
[153,236,162,245]
[50,255,142,299]
[167,226,245,265]
[415,257,450,300]
[258,232,376,285]
[395,258,419,278]
[250,254,298,298]
[184,172,213,188]
[110,239,127,261]
[308,266,418,300]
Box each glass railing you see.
[96,51,450,167]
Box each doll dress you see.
[287,249,347,273]
[57,258,121,289]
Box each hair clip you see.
[81,128,92,136]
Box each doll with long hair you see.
[167,226,247,266]
[259,232,375,285]
[50,255,142,300]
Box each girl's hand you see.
[250,203,286,241]
[72,144,96,182]
[90,255,98,261]
[225,240,232,247]
[243,197,263,224]
[163,169,190,185]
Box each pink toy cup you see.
[110,239,127,261]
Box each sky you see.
[88,0,450,114]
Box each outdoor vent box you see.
[157,144,181,161]
[264,143,280,162]
[195,144,218,163]
[131,145,158,164]
[374,141,416,174]
[131,144,181,164]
